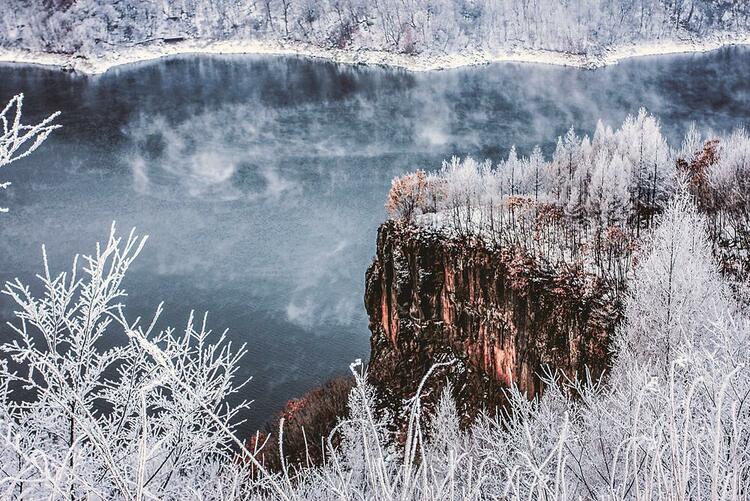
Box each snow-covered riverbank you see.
[1,35,750,75]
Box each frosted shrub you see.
[275,360,492,500]
[0,225,276,499]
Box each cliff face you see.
[364,221,622,425]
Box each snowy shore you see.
[1,35,750,75]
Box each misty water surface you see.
[0,47,748,434]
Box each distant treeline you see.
[2,0,749,57]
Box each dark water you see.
[0,47,748,435]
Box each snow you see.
[1,35,749,75]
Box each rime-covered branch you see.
[0,93,60,212]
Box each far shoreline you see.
[1,35,749,76]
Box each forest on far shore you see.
[2,0,750,59]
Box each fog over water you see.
[0,47,748,434]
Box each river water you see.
[0,46,748,434]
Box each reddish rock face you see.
[364,221,622,427]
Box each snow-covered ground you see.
[2,34,750,75]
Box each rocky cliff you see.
[364,221,623,426]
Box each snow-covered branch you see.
[0,93,60,212]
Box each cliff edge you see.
[364,221,622,425]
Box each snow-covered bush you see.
[0,225,288,499]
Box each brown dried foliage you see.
[246,375,355,473]
[677,138,720,212]
[386,170,428,222]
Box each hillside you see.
[2,1,750,72]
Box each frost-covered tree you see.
[570,193,749,498]
[462,193,750,499]
[685,128,750,281]
[613,190,729,366]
